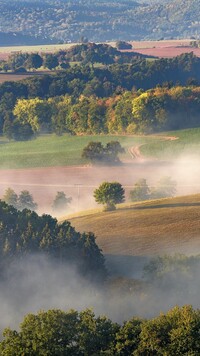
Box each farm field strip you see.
[68,194,200,256]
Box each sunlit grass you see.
[66,193,200,256]
[0,134,156,169]
[141,128,200,159]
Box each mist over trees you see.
[82,141,124,164]
[3,188,38,211]
[130,176,177,202]
[0,200,106,281]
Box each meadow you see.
[141,128,200,159]
[0,134,156,169]
[0,128,200,169]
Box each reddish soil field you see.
[0,160,198,217]
[0,52,9,60]
[0,71,51,83]
[133,47,200,58]
[130,40,192,49]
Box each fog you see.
[1,154,200,216]
[1,253,200,334]
[1,153,200,332]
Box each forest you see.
[0,0,199,43]
[1,305,200,355]
[1,199,200,354]
[0,200,106,281]
[0,51,200,140]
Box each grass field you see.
[0,43,77,55]
[67,194,200,257]
[141,128,200,159]
[0,128,199,169]
[0,134,156,169]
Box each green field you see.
[0,134,156,169]
[0,43,77,55]
[1,128,200,169]
[141,128,200,159]
[66,194,200,256]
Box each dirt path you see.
[128,135,178,161]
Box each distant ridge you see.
[0,32,57,46]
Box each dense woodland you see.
[1,51,200,139]
[1,197,200,353]
[0,200,106,281]
[1,305,200,354]
[0,0,199,43]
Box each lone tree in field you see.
[94,182,125,211]
[82,141,124,164]
[52,191,72,214]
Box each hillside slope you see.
[67,194,200,256]
[0,0,199,42]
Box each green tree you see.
[82,141,124,164]
[116,41,132,50]
[0,309,80,355]
[138,305,200,355]
[25,53,43,70]
[104,141,125,163]
[94,181,125,211]
[18,190,38,211]
[2,188,18,209]
[0,309,119,355]
[52,191,72,214]
[82,141,105,162]
[115,317,142,355]
[44,54,59,70]
[130,178,150,202]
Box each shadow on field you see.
[105,255,150,279]
[134,202,200,210]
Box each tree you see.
[82,141,105,162]
[130,178,150,202]
[18,190,38,211]
[94,182,125,211]
[115,317,142,355]
[2,188,18,209]
[52,191,72,214]
[138,306,200,355]
[0,309,119,355]
[82,141,124,164]
[116,41,132,50]
[11,121,34,141]
[151,176,177,199]
[104,141,125,163]
[44,54,59,70]
[25,53,43,70]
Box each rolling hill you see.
[67,194,200,257]
[0,0,200,43]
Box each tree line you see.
[1,305,200,355]
[0,43,140,73]
[0,52,200,139]
[2,85,200,140]
[2,188,72,215]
